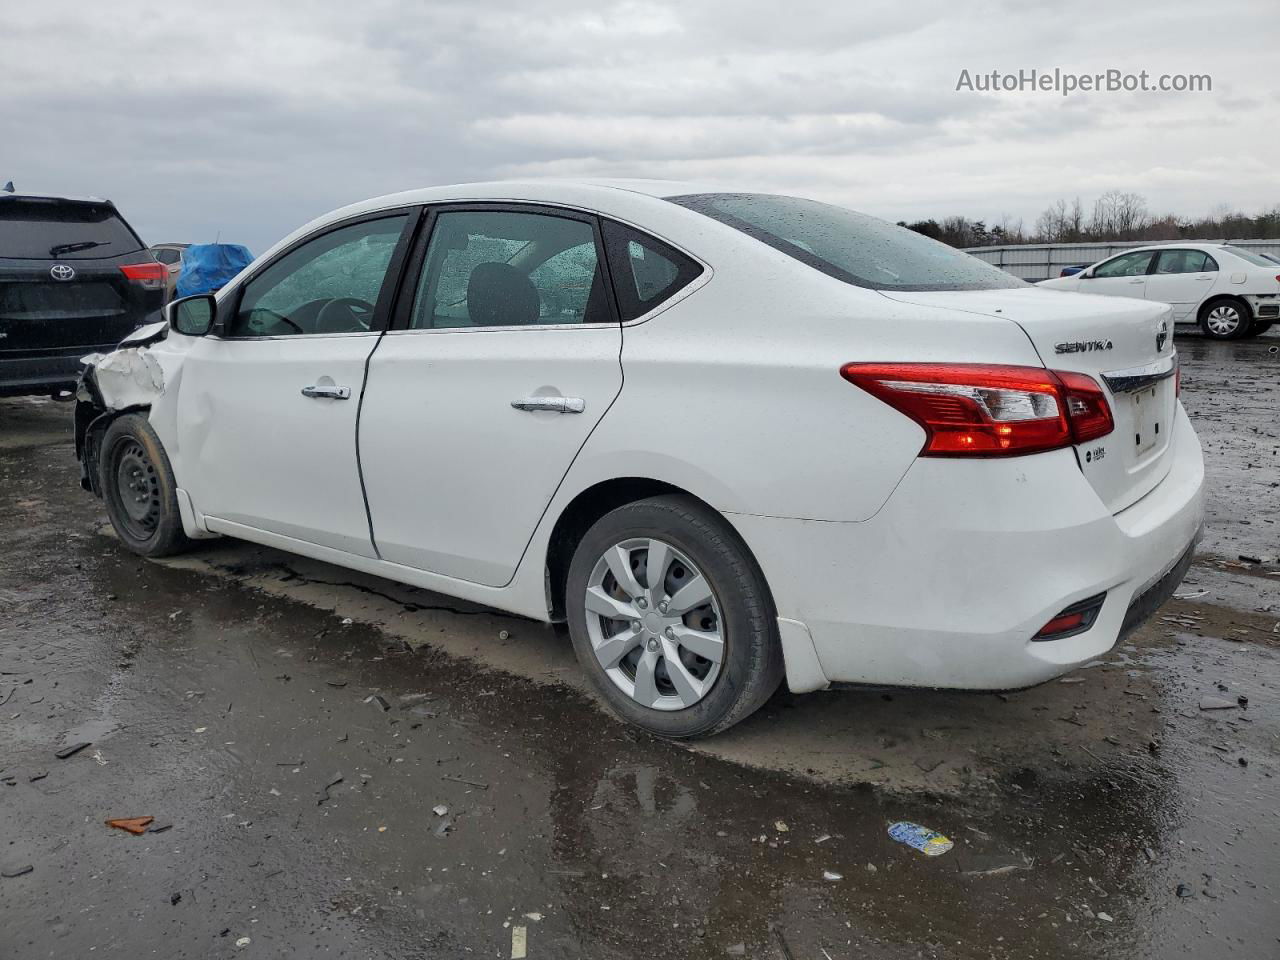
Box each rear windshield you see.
[668,193,1025,292]
[1222,245,1276,268]
[0,199,144,260]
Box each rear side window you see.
[601,220,703,320]
[1153,249,1216,274]
[668,193,1023,292]
[0,199,144,260]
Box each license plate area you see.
[1131,384,1163,456]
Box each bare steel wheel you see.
[585,537,725,710]
[110,438,162,541]
[99,413,192,558]
[566,495,784,738]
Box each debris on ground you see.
[774,820,789,832]
[2,864,34,878]
[1097,911,1114,922]
[318,774,343,806]
[433,804,449,816]
[54,741,91,759]
[1199,696,1239,711]
[365,694,390,711]
[1177,883,1194,897]
[28,771,47,782]
[105,816,154,835]
[435,817,454,837]
[148,821,173,834]
[822,869,843,881]
[442,774,489,789]
[725,945,746,957]
[235,936,251,948]
[510,924,527,959]
[888,821,954,856]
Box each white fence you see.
[965,239,1280,282]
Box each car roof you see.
[0,191,113,205]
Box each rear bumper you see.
[728,404,1206,691]
[0,348,110,396]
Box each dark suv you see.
[1,193,166,397]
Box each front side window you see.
[1154,249,1215,274]
[229,216,407,337]
[410,210,611,329]
[601,220,703,320]
[668,193,1023,292]
[1093,251,1155,278]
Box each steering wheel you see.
[316,297,375,333]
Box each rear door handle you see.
[511,396,585,414]
[301,384,351,400]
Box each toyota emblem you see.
[50,264,75,281]
[1156,320,1168,352]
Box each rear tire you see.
[565,494,784,739]
[100,413,192,557]
[1199,298,1252,340]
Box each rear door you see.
[1144,249,1217,321]
[0,198,161,355]
[1080,249,1155,300]
[176,211,415,558]
[358,205,623,586]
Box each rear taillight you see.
[1174,356,1181,397]
[119,261,168,291]
[1033,593,1105,640]
[839,362,1114,457]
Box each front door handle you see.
[1128,278,1145,284]
[301,384,351,400]
[511,396,585,414]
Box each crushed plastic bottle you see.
[887,821,954,856]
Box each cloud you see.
[1,0,1276,252]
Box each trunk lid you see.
[880,287,1178,514]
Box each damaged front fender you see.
[74,320,173,495]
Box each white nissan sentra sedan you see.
[75,180,1205,738]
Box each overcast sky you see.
[3,0,1276,252]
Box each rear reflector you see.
[119,261,168,290]
[1033,593,1106,640]
[840,362,1114,457]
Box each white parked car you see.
[75,181,1205,737]
[1039,242,1280,340]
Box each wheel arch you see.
[542,476,781,625]
[1198,293,1253,325]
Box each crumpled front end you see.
[75,321,172,494]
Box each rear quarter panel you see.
[565,240,1049,522]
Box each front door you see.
[359,206,623,586]
[1145,248,1218,321]
[175,212,413,557]
[1083,249,1155,300]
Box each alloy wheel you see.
[1206,304,1243,337]
[583,538,725,711]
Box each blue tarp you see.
[175,243,254,298]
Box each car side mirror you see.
[168,294,216,336]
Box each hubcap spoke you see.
[603,545,643,600]
[594,629,643,670]
[632,648,660,707]
[661,641,704,706]
[671,624,724,664]
[644,539,671,602]
[666,574,712,615]
[585,585,638,621]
